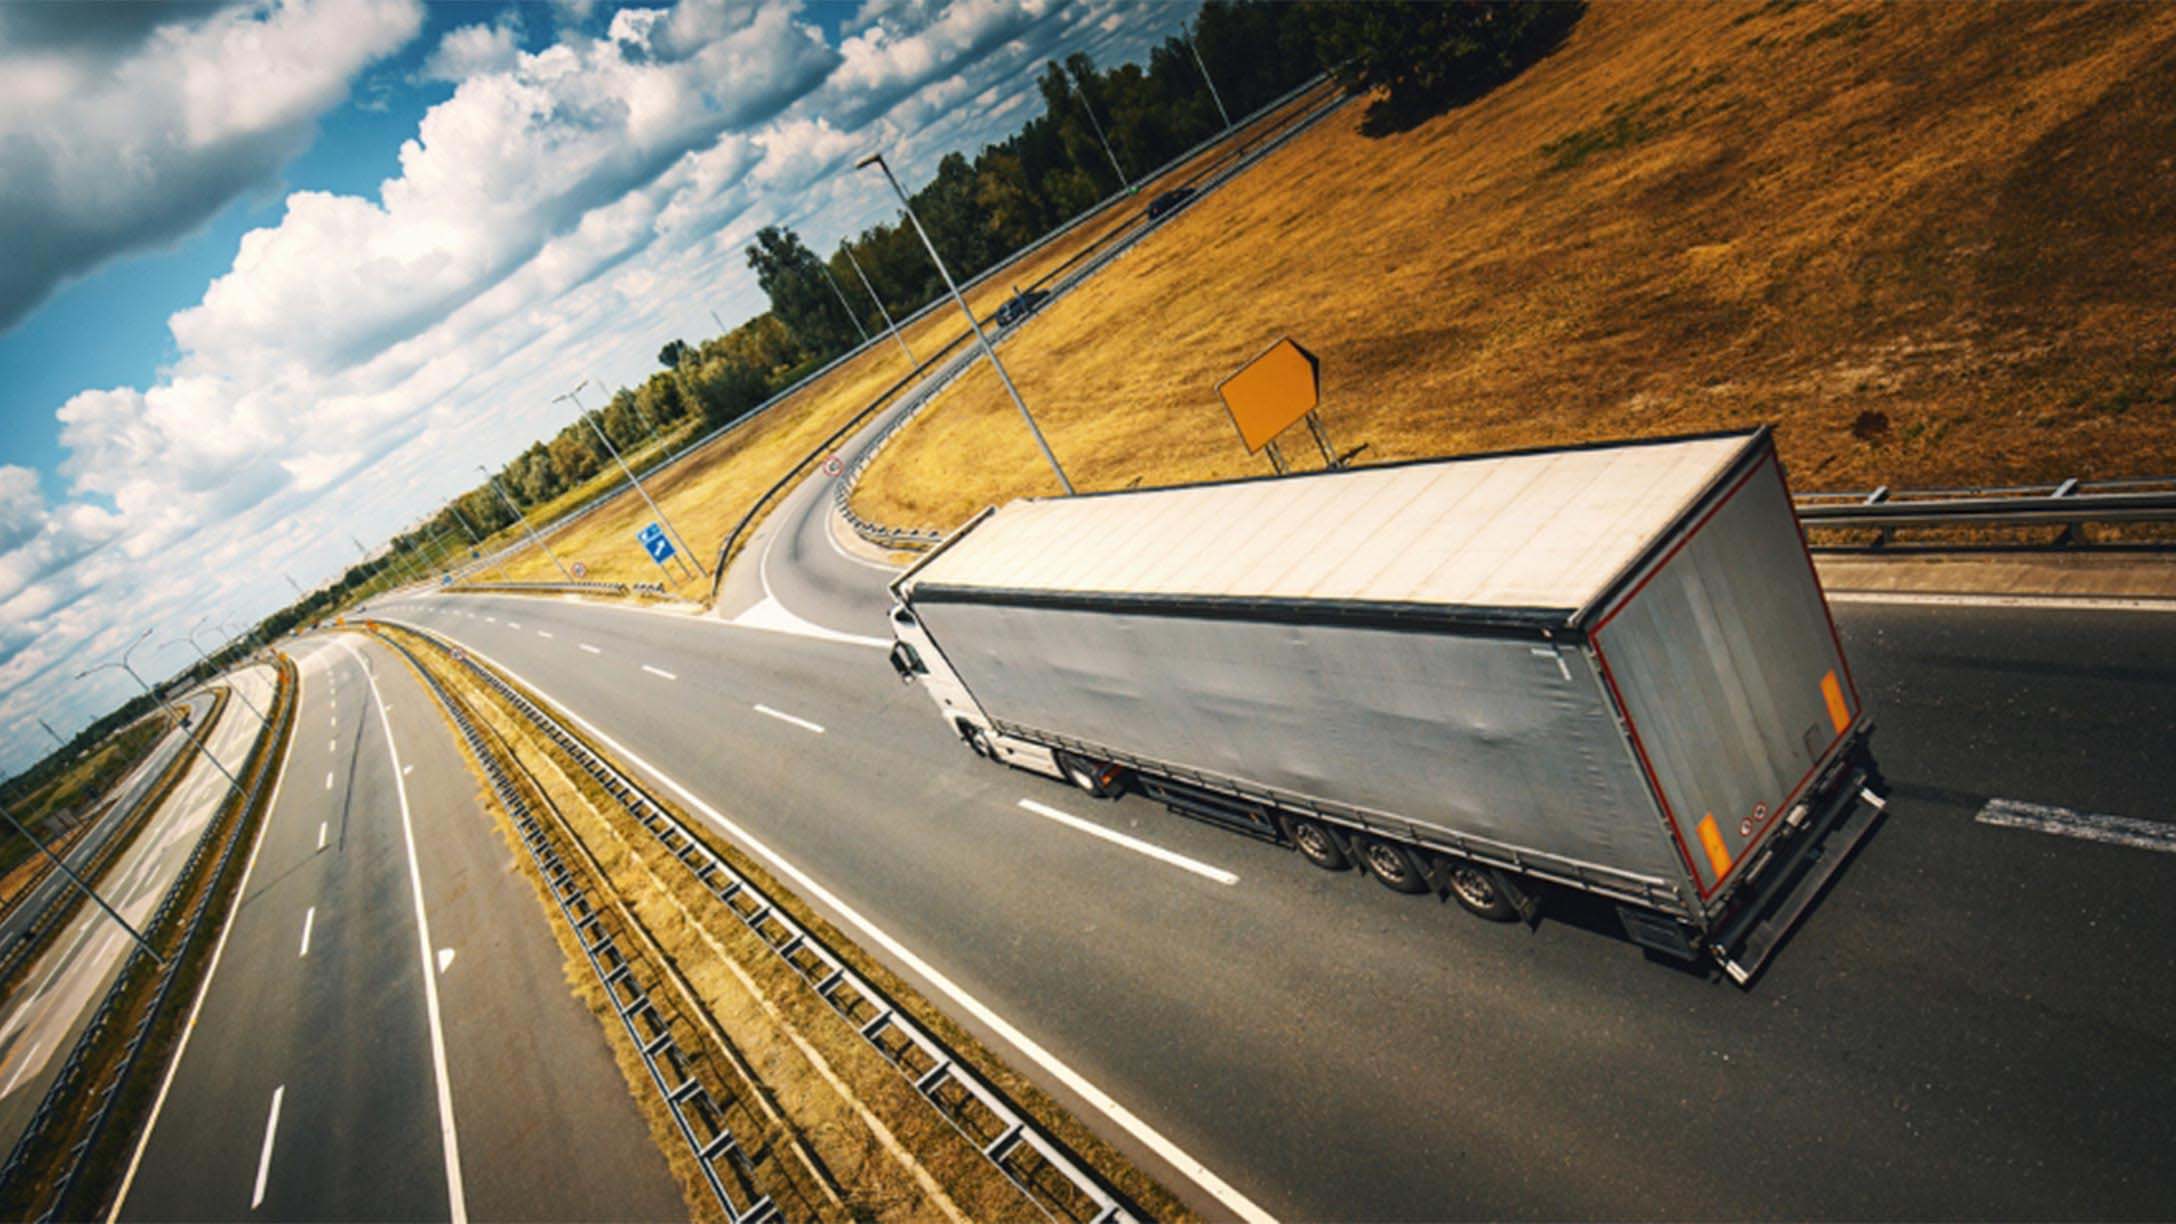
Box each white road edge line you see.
[111,644,304,1223]
[753,704,825,734]
[1016,799,1238,885]
[337,637,469,1222]
[641,664,678,680]
[393,627,1273,1224]
[298,907,314,958]
[1827,591,2176,613]
[1976,797,2176,854]
[2,1040,42,1099]
[250,1084,283,1210]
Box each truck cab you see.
[888,602,1059,778]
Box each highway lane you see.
[0,694,210,951]
[0,668,276,1154]
[374,589,2176,1220]
[117,637,680,1221]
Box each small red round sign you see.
[571,561,588,579]
[823,454,844,477]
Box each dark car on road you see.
[990,287,1048,328]
[1146,186,1196,221]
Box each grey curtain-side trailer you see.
[886,428,1885,983]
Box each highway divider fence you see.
[384,619,1145,1223]
[0,657,296,1222]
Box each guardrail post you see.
[2051,477,2082,546]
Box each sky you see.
[0,0,1205,775]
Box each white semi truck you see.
[887,428,1884,982]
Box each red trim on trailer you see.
[1590,634,1703,896]
[1594,455,1862,902]
[1593,452,1772,635]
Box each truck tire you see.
[1442,861,1520,922]
[1057,752,1124,799]
[1278,815,1348,871]
[1356,836,1430,894]
[962,724,993,759]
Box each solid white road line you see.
[753,704,825,734]
[251,1085,283,1209]
[641,664,678,680]
[317,821,327,850]
[1976,798,2176,853]
[1016,799,1239,885]
[402,631,1274,1224]
[1827,591,2176,613]
[578,643,601,654]
[298,907,314,958]
[1,1040,42,1099]
[337,638,469,1222]
[111,642,304,1224]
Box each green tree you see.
[1304,1,1580,123]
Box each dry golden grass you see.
[487,85,1336,590]
[852,2,2176,533]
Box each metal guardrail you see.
[448,580,667,599]
[393,621,1139,1223]
[376,632,781,1223]
[1795,475,2176,546]
[0,660,293,1221]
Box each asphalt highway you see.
[369,584,2176,1221]
[0,695,209,952]
[114,636,681,1221]
[0,670,274,1155]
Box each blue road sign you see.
[637,522,676,563]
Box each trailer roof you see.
[903,431,1762,623]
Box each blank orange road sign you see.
[1218,337,1320,454]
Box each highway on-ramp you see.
[370,583,2176,1220]
[113,635,681,1221]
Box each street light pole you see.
[182,619,266,722]
[37,718,67,753]
[479,465,575,581]
[843,243,914,363]
[1,797,160,962]
[445,506,512,582]
[857,152,1074,495]
[1185,27,1234,133]
[1057,62,1132,193]
[816,263,872,346]
[560,382,707,580]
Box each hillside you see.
[851,1,2176,534]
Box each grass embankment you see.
[0,714,173,892]
[482,83,1338,591]
[852,1,2176,534]
[386,625,1187,1222]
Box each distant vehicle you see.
[888,428,1885,984]
[1145,186,1196,221]
[990,287,1047,329]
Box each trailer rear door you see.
[1587,449,1862,906]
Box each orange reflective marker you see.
[1821,669,1851,735]
[1217,337,1321,454]
[1697,813,1734,880]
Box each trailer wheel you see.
[1443,863,1520,922]
[1057,752,1125,799]
[1279,815,1348,871]
[963,724,993,759]
[1356,837,1430,894]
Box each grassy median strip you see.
[380,624,1190,1222]
[0,712,176,898]
[0,659,294,1221]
